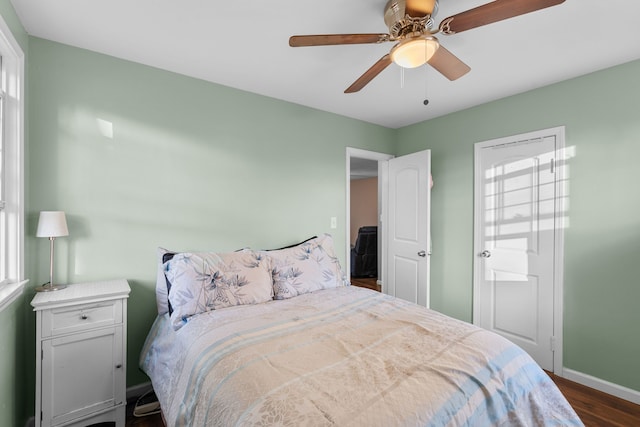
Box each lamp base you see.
[35,284,67,292]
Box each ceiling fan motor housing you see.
[384,0,438,39]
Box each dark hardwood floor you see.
[125,399,163,426]
[547,372,640,426]
[350,276,381,292]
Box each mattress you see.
[140,286,582,426]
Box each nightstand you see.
[31,279,131,427]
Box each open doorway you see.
[350,158,379,291]
[346,148,393,292]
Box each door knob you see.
[480,250,491,258]
[417,250,427,257]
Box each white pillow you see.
[266,234,349,300]
[164,250,273,330]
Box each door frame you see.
[472,126,567,374]
[345,148,394,286]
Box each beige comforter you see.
[141,286,582,426]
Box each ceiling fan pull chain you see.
[423,63,430,106]
[400,67,405,89]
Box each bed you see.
[140,235,583,426]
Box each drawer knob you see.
[115,364,123,369]
[80,314,88,320]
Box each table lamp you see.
[36,211,69,292]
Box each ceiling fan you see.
[289,0,566,93]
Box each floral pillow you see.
[164,249,272,330]
[266,234,349,300]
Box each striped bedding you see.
[140,286,582,426]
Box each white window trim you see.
[0,279,27,311]
[0,12,26,310]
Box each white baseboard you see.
[127,381,153,400]
[562,367,640,405]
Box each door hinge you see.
[550,158,555,174]
[550,336,556,351]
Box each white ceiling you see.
[10,0,640,129]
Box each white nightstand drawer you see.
[42,300,123,337]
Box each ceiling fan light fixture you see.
[390,36,439,68]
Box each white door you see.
[474,130,563,371]
[386,150,431,307]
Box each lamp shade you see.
[36,211,69,238]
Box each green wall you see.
[396,59,640,392]
[0,0,27,49]
[0,293,27,427]
[26,36,395,410]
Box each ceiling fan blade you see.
[345,54,393,93]
[289,34,389,47]
[427,46,470,81]
[405,0,438,17]
[439,0,566,34]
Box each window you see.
[0,13,25,309]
